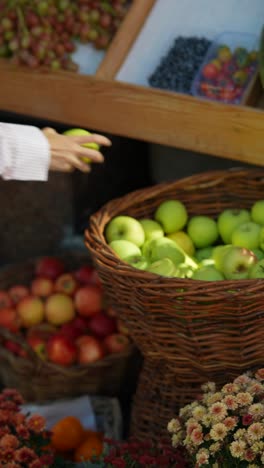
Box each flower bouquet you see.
[168,369,264,467]
[82,437,188,467]
[0,388,71,467]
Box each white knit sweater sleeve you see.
[0,123,51,181]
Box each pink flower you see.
[0,434,19,449]
[2,389,24,406]
[12,412,26,426]
[27,414,46,433]
[29,459,44,468]
[16,423,30,439]
[242,414,253,426]
[0,447,15,463]
[14,447,36,463]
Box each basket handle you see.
[0,327,40,364]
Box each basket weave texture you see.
[0,252,138,402]
[85,168,264,439]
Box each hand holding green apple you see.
[63,127,111,164]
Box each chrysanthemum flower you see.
[236,392,253,406]
[247,422,264,441]
[229,439,246,458]
[196,448,209,466]
[210,423,228,441]
[27,414,46,433]
[209,402,227,421]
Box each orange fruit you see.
[82,429,104,442]
[51,416,85,452]
[74,434,103,462]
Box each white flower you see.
[248,403,264,419]
[222,383,240,394]
[229,440,246,458]
[234,428,247,440]
[209,442,221,454]
[247,422,264,441]
[206,392,222,405]
[171,431,184,447]
[223,394,238,410]
[210,423,228,441]
[202,414,212,428]
[167,418,181,433]
[201,382,216,393]
[209,402,227,421]
[236,392,253,406]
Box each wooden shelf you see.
[1,0,264,166]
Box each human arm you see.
[0,123,111,181]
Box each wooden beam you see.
[1,63,264,166]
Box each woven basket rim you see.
[85,167,264,288]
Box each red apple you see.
[17,296,45,328]
[74,265,95,285]
[76,335,105,364]
[74,286,102,317]
[27,335,47,360]
[45,293,75,325]
[90,270,102,288]
[35,257,65,280]
[0,290,12,309]
[0,308,20,333]
[60,316,89,341]
[54,273,77,296]
[47,335,77,366]
[117,319,130,336]
[8,285,29,305]
[89,312,117,339]
[31,277,54,297]
[103,333,130,354]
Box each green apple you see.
[139,219,164,242]
[192,266,224,281]
[142,237,185,265]
[187,216,218,248]
[195,246,214,262]
[109,240,142,264]
[231,222,261,250]
[199,258,215,267]
[217,208,251,244]
[251,248,264,261]
[147,257,176,277]
[166,230,195,257]
[251,200,264,225]
[105,216,145,247]
[130,257,149,270]
[212,244,234,272]
[221,246,257,280]
[142,237,198,270]
[249,259,264,279]
[63,128,99,163]
[176,263,196,278]
[154,200,188,234]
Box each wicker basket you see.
[85,168,264,439]
[0,251,139,402]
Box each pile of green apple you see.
[104,199,264,281]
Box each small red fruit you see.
[31,277,54,297]
[89,312,117,339]
[47,335,77,366]
[8,285,29,305]
[202,63,219,80]
[104,333,130,354]
[0,308,20,333]
[54,273,77,296]
[76,335,105,364]
[74,266,95,285]
[4,340,27,358]
[27,335,47,360]
[35,257,65,280]
[0,291,12,309]
[74,286,102,317]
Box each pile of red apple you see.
[0,257,131,367]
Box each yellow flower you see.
[167,418,181,433]
[171,431,184,447]
[210,423,228,441]
[209,442,221,454]
[192,405,207,421]
[248,403,264,419]
[230,440,246,458]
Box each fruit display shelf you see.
[1,0,264,165]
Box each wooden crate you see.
[0,0,264,166]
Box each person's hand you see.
[42,127,111,173]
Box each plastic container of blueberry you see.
[191,31,259,105]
